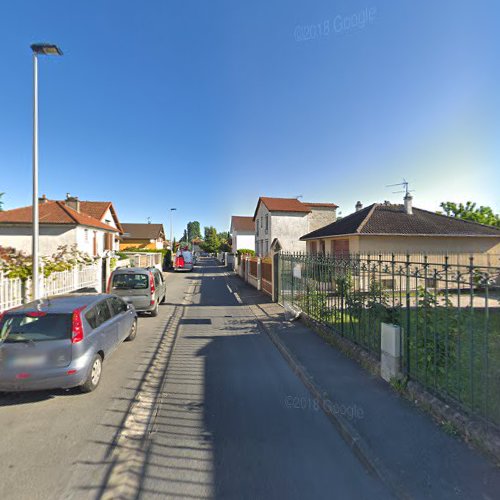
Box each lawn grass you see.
[294,291,500,426]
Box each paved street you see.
[0,259,390,499]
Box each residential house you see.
[230,216,255,253]
[300,195,500,262]
[253,197,338,256]
[0,195,121,257]
[120,223,166,251]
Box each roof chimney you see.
[39,194,48,204]
[355,201,363,212]
[404,193,413,215]
[65,194,80,213]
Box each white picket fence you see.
[122,252,163,270]
[0,262,101,313]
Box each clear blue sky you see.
[1,1,498,238]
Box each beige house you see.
[120,223,166,251]
[253,197,338,256]
[300,195,500,263]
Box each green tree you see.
[179,229,188,243]
[0,192,4,211]
[217,231,231,252]
[439,201,500,228]
[187,221,201,242]
[202,226,220,253]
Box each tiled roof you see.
[257,197,311,215]
[79,201,123,233]
[301,203,500,240]
[0,201,119,232]
[254,198,338,219]
[79,201,110,220]
[303,202,338,209]
[121,223,165,240]
[231,216,255,232]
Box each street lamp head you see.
[31,43,63,56]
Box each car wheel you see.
[151,301,159,317]
[125,318,137,341]
[80,354,103,393]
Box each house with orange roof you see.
[253,197,338,256]
[0,194,122,257]
[230,216,255,252]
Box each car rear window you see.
[0,313,72,343]
[111,273,149,290]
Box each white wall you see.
[271,212,308,253]
[100,208,120,251]
[73,226,115,256]
[0,225,77,256]
[234,233,255,252]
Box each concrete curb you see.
[246,304,411,500]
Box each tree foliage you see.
[439,201,500,228]
[217,231,231,252]
[0,244,95,280]
[187,221,201,242]
[201,226,220,253]
[0,192,4,211]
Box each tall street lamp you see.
[30,43,63,300]
[169,208,177,257]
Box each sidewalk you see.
[227,273,500,500]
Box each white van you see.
[174,249,194,272]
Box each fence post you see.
[381,322,403,382]
[245,256,249,283]
[272,251,280,303]
[73,265,79,291]
[257,257,262,291]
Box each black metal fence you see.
[279,252,500,426]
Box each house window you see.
[381,278,395,290]
[265,215,269,234]
[265,240,269,256]
[310,241,317,255]
[320,240,325,255]
[104,233,113,251]
[331,239,349,256]
[425,277,437,289]
[84,229,88,242]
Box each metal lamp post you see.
[170,208,177,256]
[30,43,63,300]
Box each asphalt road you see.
[0,259,392,499]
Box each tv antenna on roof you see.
[295,194,303,199]
[147,216,152,224]
[386,179,414,196]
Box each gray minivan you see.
[108,267,166,316]
[0,294,137,393]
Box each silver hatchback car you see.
[0,294,137,393]
[108,267,166,316]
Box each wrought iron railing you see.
[279,252,500,426]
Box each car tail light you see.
[106,275,112,293]
[71,306,86,344]
[0,311,5,325]
[26,311,47,317]
[149,272,155,294]
[16,373,31,379]
[67,369,77,375]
